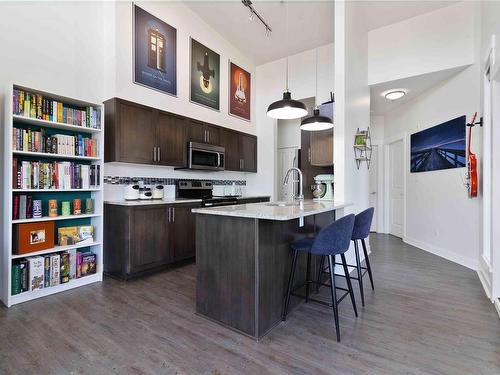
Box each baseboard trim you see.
[494,299,500,319]
[403,236,478,270]
[477,267,492,300]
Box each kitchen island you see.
[192,200,351,339]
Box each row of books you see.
[12,89,101,129]
[11,250,97,295]
[13,195,35,220]
[13,127,99,157]
[13,159,101,190]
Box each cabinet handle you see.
[158,147,161,162]
[242,159,245,170]
[207,130,210,143]
[168,207,171,222]
[153,147,157,162]
[308,147,311,163]
[204,130,207,143]
[172,207,175,222]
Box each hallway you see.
[1,234,499,374]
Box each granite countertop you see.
[192,200,351,221]
[104,196,271,207]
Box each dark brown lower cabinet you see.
[104,202,200,280]
[104,198,269,280]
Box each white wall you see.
[368,1,476,85]
[335,1,370,214]
[249,43,334,199]
[105,1,260,197]
[383,64,481,269]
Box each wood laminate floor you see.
[1,234,499,375]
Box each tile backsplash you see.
[103,176,246,186]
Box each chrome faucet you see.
[283,167,304,202]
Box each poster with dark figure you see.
[134,5,177,96]
[190,38,220,110]
[410,115,466,173]
[229,61,251,121]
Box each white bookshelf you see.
[1,84,104,307]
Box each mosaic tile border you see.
[104,176,246,186]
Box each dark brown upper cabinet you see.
[105,99,156,164]
[104,98,257,173]
[309,129,333,167]
[186,119,219,145]
[239,133,257,172]
[219,129,240,171]
[156,112,187,167]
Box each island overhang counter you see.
[192,200,352,339]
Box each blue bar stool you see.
[282,214,357,342]
[316,208,375,307]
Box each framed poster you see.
[410,115,466,173]
[133,4,177,96]
[229,61,251,121]
[190,38,220,111]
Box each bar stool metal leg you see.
[341,253,358,317]
[361,238,374,290]
[327,255,340,342]
[354,240,365,307]
[316,255,325,293]
[282,249,299,321]
[305,252,311,303]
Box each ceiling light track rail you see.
[242,0,272,36]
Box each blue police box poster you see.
[134,5,177,96]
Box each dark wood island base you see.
[195,208,342,339]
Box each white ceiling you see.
[186,1,457,65]
[185,1,334,65]
[359,1,458,31]
[370,66,468,115]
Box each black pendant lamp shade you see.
[267,90,308,120]
[300,107,333,131]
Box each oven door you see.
[188,142,225,171]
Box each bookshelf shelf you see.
[13,114,102,134]
[13,188,100,193]
[11,241,101,259]
[2,84,104,307]
[12,213,100,224]
[10,273,102,305]
[13,150,100,161]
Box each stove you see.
[177,180,238,207]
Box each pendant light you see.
[266,1,307,120]
[300,48,333,131]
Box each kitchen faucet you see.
[283,167,304,202]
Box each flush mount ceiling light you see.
[266,1,307,120]
[300,48,333,131]
[384,90,406,101]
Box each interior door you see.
[157,112,186,167]
[118,102,155,164]
[369,145,378,231]
[389,140,404,238]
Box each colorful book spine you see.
[11,263,21,295]
[29,256,45,291]
[44,255,51,288]
[60,252,70,283]
[19,259,29,293]
[50,254,60,286]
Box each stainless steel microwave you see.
[188,142,225,171]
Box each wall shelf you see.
[353,127,372,169]
[2,84,104,307]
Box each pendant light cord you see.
[315,48,318,109]
[285,1,289,91]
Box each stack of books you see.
[12,128,99,157]
[13,159,100,190]
[12,89,101,129]
[11,250,97,295]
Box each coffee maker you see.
[311,174,334,201]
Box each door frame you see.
[368,141,384,233]
[383,133,407,239]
